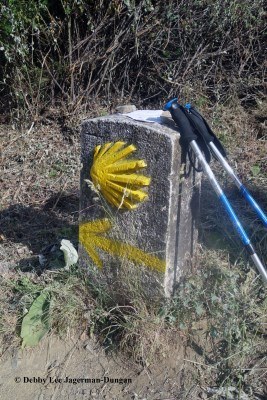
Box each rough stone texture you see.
[116,105,137,113]
[79,114,201,298]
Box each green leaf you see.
[210,326,218,338]
[211,293,219,302]
[167,315,177,324]
[195,304,204,316]
[251,165,260,176]
[21,291,51,348]
[179,322,186,330]
[60,239,78,270]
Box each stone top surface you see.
[81,114,180,140]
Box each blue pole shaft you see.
[190,140,267,284]
[209,142,267,228]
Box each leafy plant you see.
[20,290,51,348]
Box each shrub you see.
[0,1,265,117]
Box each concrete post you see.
[79,112,201,298]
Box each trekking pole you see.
[164,99,267,284]
[183,103,267,228]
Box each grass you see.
[0,97,266,397]
[1,247,266,395]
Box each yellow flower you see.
[90,141,151,210]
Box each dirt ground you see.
[0,334,208,400]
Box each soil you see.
[0,335,205,400]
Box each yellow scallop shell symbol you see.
[90,141,151,210]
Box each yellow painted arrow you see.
[79,219,166,273]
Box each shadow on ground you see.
[0,192,79,272]
[199,178,267,261]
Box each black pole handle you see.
[164,99,212,165]
[185,105,227,157]
[168,102,198,146]
[186,107,214,143]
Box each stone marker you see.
[79,112,201,298]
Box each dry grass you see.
[200,99,267,263]
[0,121,80,270]
[1,1,265,118]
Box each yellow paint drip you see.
[90,141,151,209]
[79,219,166,273]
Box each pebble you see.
[116,105,137,114]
